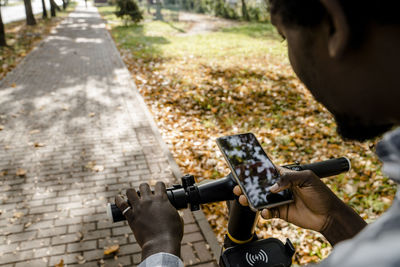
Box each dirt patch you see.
[178,12,241,35]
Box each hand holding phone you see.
[217,133,294,211]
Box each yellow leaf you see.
[104,244,119,255]
[11,83,16,88]
[54,259,64,267]
[16,168,27,177]
[88,112,96,117]
[0,125,4,131]
[13,212,24,218]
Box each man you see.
[115,0,400,266]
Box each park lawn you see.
[0,1,77,81]
[99,6,397,265]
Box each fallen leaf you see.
[13,212,24,218]
[104,244,119,255]
[54,259,64,267]
[29,129,40,134]
[34,142,45,148]
[85,161,95,170]
[16,168,27,177]
[0,125,4,131]
[88,112,96,117]
[11,83,16,88]
[92,165,104,172]
[76,255,86,264]
[76,231,83,241]
[24,222,32,228]
[0,170,7,176]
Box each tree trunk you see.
[155,0,163,20]
[50,0,56,17]
[62,0,66,10]
[241,0,250,21]
[41,0,48,19]
[0,6,6,47]
[23,0,37,25]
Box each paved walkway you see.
[0,1,219,266]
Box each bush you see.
[115,0,143,24]
[248,6,261,21]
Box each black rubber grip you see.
[298,157,350,178]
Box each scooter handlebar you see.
[107,157,350,222]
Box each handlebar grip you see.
[106,157,351,222]
[290,157,351,178]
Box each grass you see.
[99,5,287,61]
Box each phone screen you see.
[217,133,293,210]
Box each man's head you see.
[269,0,400,141]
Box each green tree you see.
[115,0,143,24]
[23,0,36,25]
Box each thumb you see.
[271,169,318,193]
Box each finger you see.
[261,208,280,219]
[261,209,272,219]
[155,181,167,199]
[233,185,242,196]
[115,195,134,221]
[139,183,152,199]
[273,169,317,193]
[238,195,249,206]
[276,165,293,176]
[126,188,140,206]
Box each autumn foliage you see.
[100,8,397,265]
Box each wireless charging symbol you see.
[245,249,268,266]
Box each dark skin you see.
[234,167,367,246]
[116,0,400,261]
[235,0,400,246]
[115,182,183,260]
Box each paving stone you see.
[33,244,66,258]
[20,238,50,250]
[193,241,214,261]
[15,258,49,267]
[182,232,204,244]
[67,240,97,252]
[181,244,200,266]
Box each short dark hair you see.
[269,0,400,44]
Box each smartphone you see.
[216,133,293,211]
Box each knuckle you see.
[302,169,314,176]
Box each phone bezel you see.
[216,133,294,212]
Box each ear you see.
[320,0,351,58]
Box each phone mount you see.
[106,157,351,267]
